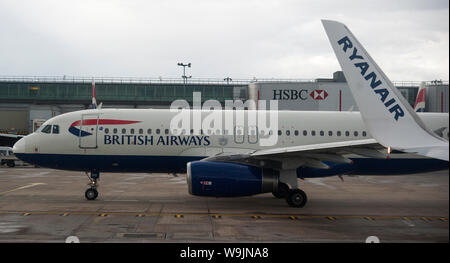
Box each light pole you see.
[177,62,192,84]
[224,77,232,84]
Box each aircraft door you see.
[79,114,99,149]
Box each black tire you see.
[272,191,283,198]
[272,183,289,199]
[6,161,15,168]
[286,189,307,208]
[85,188,98,200]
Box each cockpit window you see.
[52,125,60,134]
[41,125,52,134]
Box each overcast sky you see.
[0,0,448,81]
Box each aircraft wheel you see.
[6,160,15,168]
[286,189,307,208]
[272,183,289,199]
[85,188,98,200]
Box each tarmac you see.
[0,166,448,243]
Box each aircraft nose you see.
[13,137,26,154]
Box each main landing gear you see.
[85,169,100,200]
[272,183,308,208]
[272,169,308,208]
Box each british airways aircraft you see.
[12,20,449,207]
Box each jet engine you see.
[187,161,279,197]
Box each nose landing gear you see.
[85,169,100,200]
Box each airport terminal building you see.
[0,72,448,134]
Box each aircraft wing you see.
[321,20,449,161]
[203,139,386,170]
[0,134,25,148]
[0,133,24,139]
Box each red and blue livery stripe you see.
[69,119,141,137]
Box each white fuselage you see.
[12,109,449,173]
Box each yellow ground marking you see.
[0,211,446,222]
[0,183,46,196]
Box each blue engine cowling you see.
[187,161,279,197]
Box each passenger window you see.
[165,129,169,134]
[105,128,109,134]
[278,130,282,136]
[294,130,299,136]
[345,131,350,136]
[311,130,316,136]
[320,130,324,136]
[122,128,126,134]
[113,128,118,134]
[328,131,333,136]
[130,129,135,134]
[156,129,160,134]
[286,130,290,136]
[337,131,341,136]
[303,130,307,136]
[139,129,143,134]
[52,125,60,134]
[354,131,358,137]
[362,131,367,137]
[41,125,52,134]
[147,129,152,134]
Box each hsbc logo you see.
[310,90,328,100]
[272,89,328,101]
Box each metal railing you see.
[0,75,319,85]
[0,75,447,86]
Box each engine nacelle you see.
[187,161,278,197]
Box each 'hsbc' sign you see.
[272,89,328,101]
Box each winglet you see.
[321,20,448,161]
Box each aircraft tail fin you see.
[91,79,98,109]
[321,20,448,161]
[414,82,426,112]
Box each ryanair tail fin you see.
[322,20,448,161]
